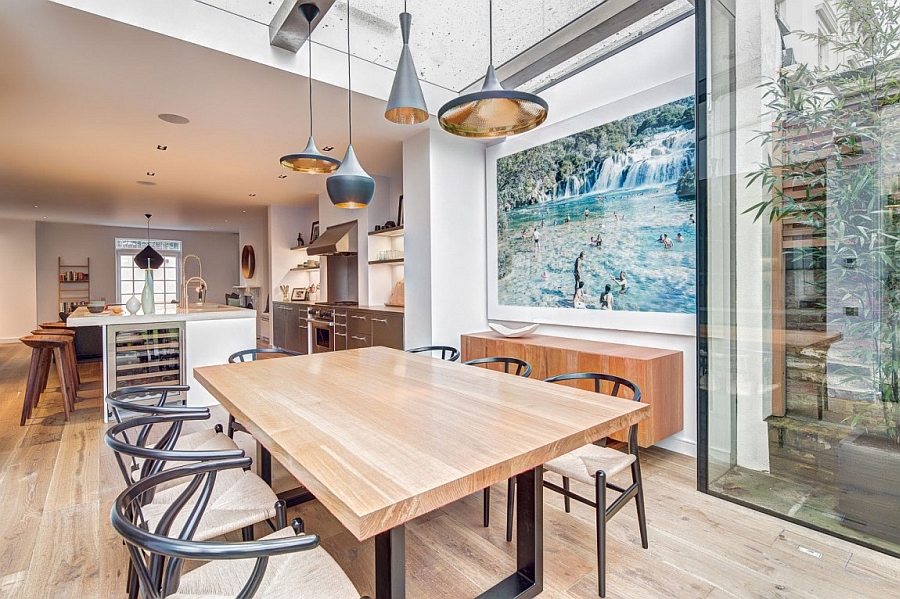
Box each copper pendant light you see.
[384,2,428,124]
[438,0,548,138]
[326,0,375,209]
[279,3,341,173]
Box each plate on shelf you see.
[488,322,539,338]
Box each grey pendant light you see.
[438,0,548,138]
[384,2,428,124]
[280,3,341,174]
[327,0,375,209]
[134,214,164,270]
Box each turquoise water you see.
[498,184,696,313]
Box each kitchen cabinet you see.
[273,302,304,353]
[346,309,404,350]
[333,309,348,351]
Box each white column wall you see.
[0,218,37,342]
[403,131,433,348]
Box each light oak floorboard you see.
[0,344,897,598]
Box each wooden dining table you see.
[194,346,649,599]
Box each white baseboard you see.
[655,435,697,458]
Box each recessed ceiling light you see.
[146,172,156,176]
[158,113,190,125]
[278,174,287,179]
[157,145,168,151]
[242,210,247,213]
[322,146,335,152]
[136,180,157,186]
[33,205,38,208]
[248,193,256,197]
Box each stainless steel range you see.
[307,307,335,353]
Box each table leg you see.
[375,524,405,599]
[257,443,315,507]
[477,466,543,598]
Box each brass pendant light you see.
[438,0,548,138]
[279,3,341,174]
[327,0,375,209]
[384,2,428,124]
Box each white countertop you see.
[67,303,257,327]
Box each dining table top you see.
[194,346,649,541]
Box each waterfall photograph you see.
[495,96,696,314]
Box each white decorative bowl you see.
[488,322,539,338]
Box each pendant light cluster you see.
[326,0,375,209]
[438,0,548,138]
[280,3,341,174]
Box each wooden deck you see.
[0,343,898,598]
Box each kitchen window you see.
[115,238,182,305]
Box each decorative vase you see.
[141,269,155,315]
[125,295,141,315]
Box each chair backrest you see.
[228,348,301,363]
[405,345,460,361]
[111,458,321,599]
[463,356,532,377]
[106,385,194,423]
[543,372,642,451]
[105,413,244,494]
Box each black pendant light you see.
[384,1,428,124]
[326,0,375,209]
[438,0,548,138]
[279,3,342,174]
[134,214,164,270]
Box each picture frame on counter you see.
[290,288,305,301]
[310,221,320,243]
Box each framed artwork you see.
[486,75,696,335]
[290,288,305,301]
[310,221,320,243]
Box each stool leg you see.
[65,339,80,390]
[63,341,79,403]
[20,348,42,425]
[34,348,53,414]
[52,347,72,421]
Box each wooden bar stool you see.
[19,335,76,425]
[31,329,80,398]
[39,323,81,388]
[40,321,74,331]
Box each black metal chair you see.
[226,348,301,437]
[531,372,648,598]
[462,356,533,536]
[405,345,460,361]
[111,458,367,599]
[105,414,286,543]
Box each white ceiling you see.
[0,0,428,232]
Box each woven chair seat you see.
[143,467,278,541]
[169,527,360,599]
[131,430,240,489]
[544,444,636,486]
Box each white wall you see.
[34,222,239,325]
[239,217,268,338]
[268,204,318,305]
[0,218,37,341]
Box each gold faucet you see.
[181,254,204,308]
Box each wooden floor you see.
[1,343,898,598]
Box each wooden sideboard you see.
[461,332,683,447]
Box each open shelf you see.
[290,246,309,251]
[368,259,404,265]
[369,225,404,237]
[290,266,320,271]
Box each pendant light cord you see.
[347,0,353,144]
[308,16,314,137]
[489,0,493,66]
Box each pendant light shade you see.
[326,145,376,209]
[279,3,341,174]
[327,0,375,209]
[385,10,428,124]
[134,214,164,270]
[438,1,547,138]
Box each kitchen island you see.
[68,303,255,418]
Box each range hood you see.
[307,220,358,256]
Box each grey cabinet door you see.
[347,311,371,335]
[371,313,404,350]
[272,304,287,349]
[283,305,303,353]
[333,310,348,351]
[298,320,309,355]
[348,332,372,349]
